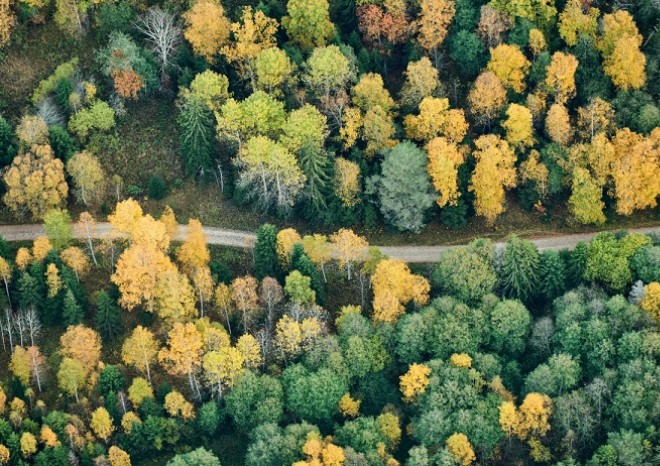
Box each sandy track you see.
[0,223,658,263]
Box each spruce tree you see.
[254,224,282,280]
[177,95,215,178]
[62,288,83,325]
[500,234,540,303]
[298,141,330,215]
[0,116,17,168]
[48,125,77,161]
[565,241,588,286]
[18,273,41,310]
[95,290,122,341]
[538,251,566,303]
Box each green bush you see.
[148,176,168,200]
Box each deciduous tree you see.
[60,325,101,373]
[372,259,430,323]
[282,0,335,51]
[399,57,440,111]
[230,276,260,331]
[416,0,455,65]
[446,433,476,466]
[502,104,535,149]
[333,158,361,208]
[487,44,530,93]
[182,0,230,63]
[330,229,368,280]
[400,363,431,402]
[469,135,517,224]
[158,323,204,398]
[468,71,507,129]
[90,407,114,443]
[544,52,578,104]
[545,103,572,146]
[122,326,159,384]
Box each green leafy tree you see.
[167,448,221,466]
[225,371,284,431]
[585,232,650,292]
[68,101,116,141]
[283,0,335,51]
[284,271,316,305]
[177,95,215,178]
[489,299,531,357]
[43,209,72,250]
[367,141,435,233]
[432,240,497,304]
[282,364,347,424]
[500,235,540,303]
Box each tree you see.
[128,377,153,406]
[20,432,36,459]
[285,271,316,305]
[404,97,469,143]
[109,198,143,236]
[94,291,121,341]
[57,358,86,401]
[610,128,660,216]
[490,300,531,357]
[254,47,294,95]
[221,7,278,86]
[303,45,352,101]
[487,44,530,93]
[3,144,68,219]
[182,0,230,63]
[90,407,114,443]
[136,7,181,81]
[368,141,435,233]
[446,433,476,466]
[43,209,72,251]
[282,365,347,424]
[158,323,204,397]
[154,270,197,324]
[598,11,646,91]
[254,224,281,280]
[538,251,566,301]
[544,52,578,104]
[558,0,598,47]
[108,446,131,466]
[432,240,497,304]
[177,95,215,178]
[277,228,302,268]
[502,104,534,149]
[449,30,486,79]
[0,0,15,48]
[568,167,605,225]
[231,276,260,331]
[330,229,368,280]
[400,363,431,402]
[167,448,221,466]
[236,136,306,212]
[477,4,512,48]
[62,288,83,325]
[416,0,456,66]
[177,219,213,314]
[584,232,649,292]
[640,282,660,321]
[469,135,517,224]
[333,158,361,208]
[122,326,159,384]
[0,116,18,168]
[468,71,507,129]
[10,346,31,387]
[302,235,332,282]
[16,115,49,146]
[164,391,195,420]
[45,263,62,299]
[68,101,116,141]
[283,0,335,51]
[500,235,540,303]
[0,258,11,307]
[372,259,430,323]
[60,325,101,374]
[399,57,440,112]
[545,103,572,146]
[203,346,245,399]
[190,70,230,112]
[63,151,106,208]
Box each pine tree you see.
[177,95,215,178]
[95,291,122,341]
[290,244,325,305]
[298,141,331,215]
[500,235,540,303]
[62,288,83,325]
[254,224,282,280]
[538,251,566,302]
[0,116,18,168]
[565,241,588,285]
[18,273,41,310]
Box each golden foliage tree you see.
[158,323,204,396]
[446,433,476,466]
[333,158,361,208]
[32,237,52,262]
[610,128,660,215]
[0,0,15,48]
[330,229,368,280]
[59,325,101,374]
[576,98,615,141]
[404,97,468,143]
[45,264,62,298]
[154,270,197,324]
[108,199,143,236]
[544,52,578,104]
[339,393,361,417]
[282,0,335,51]
[416,0,455,64]
[203,346,245,398]
[545,103,572,146]
[60,246,90,281]
[372,259,430,323]
[276,228,302,267]
[3,144,68,219]
[183,0,231,63]
[90,407,114,443]
[502,104,535,149]
[399,57,440,110]
[231,276,260,331]
[164,391,196,420]
[469,135,517,224]
[128,378,153,407]
[177,219,213,315]
[400,363,431,402]
[108,446,132,466]
[568,167,606,225]
[487,44,530,93]
[468,71,507,129]
[426,137,463,208]
[640,282,660,321]
[558,0,599,47]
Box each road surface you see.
[0,223,658,263]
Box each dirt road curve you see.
[0,223,658,263]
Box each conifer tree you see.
[95,291,122,341]
[538,251,566,302]
[500,235,540,303]
[177,95,215,178]
[254,224,282,280]
[62,288,83,325]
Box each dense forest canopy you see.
[0,0,659,465]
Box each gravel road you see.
[0,223,658,263]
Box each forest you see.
[0,0,659,464]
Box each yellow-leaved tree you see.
[158,323,204,398]
[177,219,213,316]
[400,363,431,402]
[3,144,68,219]
[502,104,535,149]
[372,259,430,323]
[330,229,368,280]
[446,433,476,466]
[416,0,455,65]
[487,44,530,93]
[121,326,159,385]
[404,97,468,143]
[468,71,507,129]
[426,137,464,208]
[545,103,573,146]
[544,52,578,104]
[469,135,517,225]
[598,10,646,91]
[183,0,231,63]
